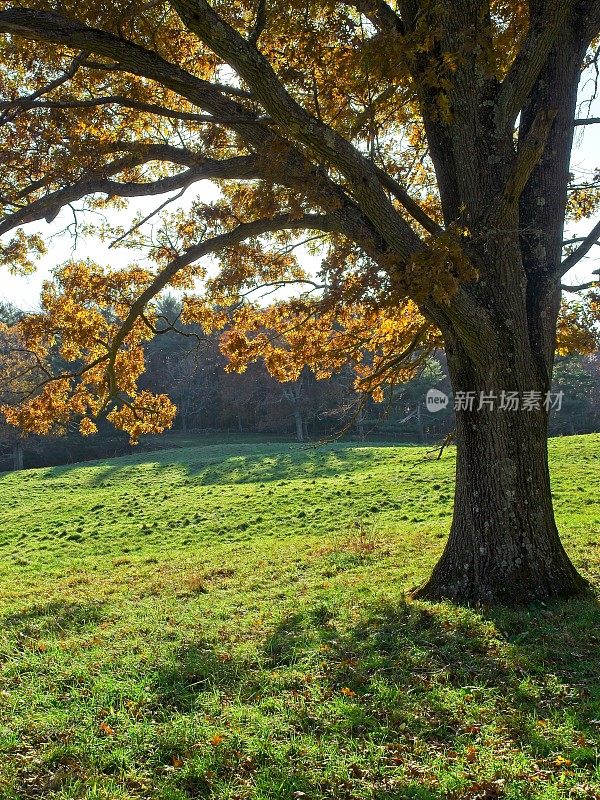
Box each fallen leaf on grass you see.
[99,722,115,736]
[554,755,572,767]
[465,745,477,763]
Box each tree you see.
[0,300,23,327]
[1,0,600,603]
[0,309,34,470]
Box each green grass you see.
[1,434,599,799]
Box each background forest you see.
[2,296,599,472]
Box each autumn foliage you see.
[0,0,598,444]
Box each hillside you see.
[1,436,599,799]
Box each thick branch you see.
[496,108,556,214]
[0,6,442,303]
[170,0,423,262]
[0,8,266,147]
[0,155,261,235]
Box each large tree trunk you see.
[415,345,588,605]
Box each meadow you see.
[0,434,599,799]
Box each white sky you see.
[1,94,598,311]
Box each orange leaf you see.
[554,755,572,767]
[465,745,477,763]
[99,722,115,736]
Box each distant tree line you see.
[1,297,599,471]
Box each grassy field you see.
[0,435,599,800]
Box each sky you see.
[1,96,599,312]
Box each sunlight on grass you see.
[0,436,599,799]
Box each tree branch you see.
[0,155,261,236]
[248,0,267,45]
[561,270,600,292]
[0,50,88,125]
[170,0,423,262]
[559,218,600,275]
[0,8,265,146]
[108,188,188,249]
[0,6,437,300]
[0,94,267,125]
[562,236,600,246]
[348,85,398,139]
[105,214,338,391]
[3,145,210,206]
[496,108,556,213]
[374,167,444,236]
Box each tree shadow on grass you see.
[27,440,398,491]
[154,639,253,713]
[153,596,600,799]
[1,599,105,637]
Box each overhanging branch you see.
[105,213,338,391]
[0,5,401,277]
[0,50,88,125]
[0,94,267,125]
[0,8,266,147]
[0,154,261,236]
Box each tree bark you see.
[415,351,588,605]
